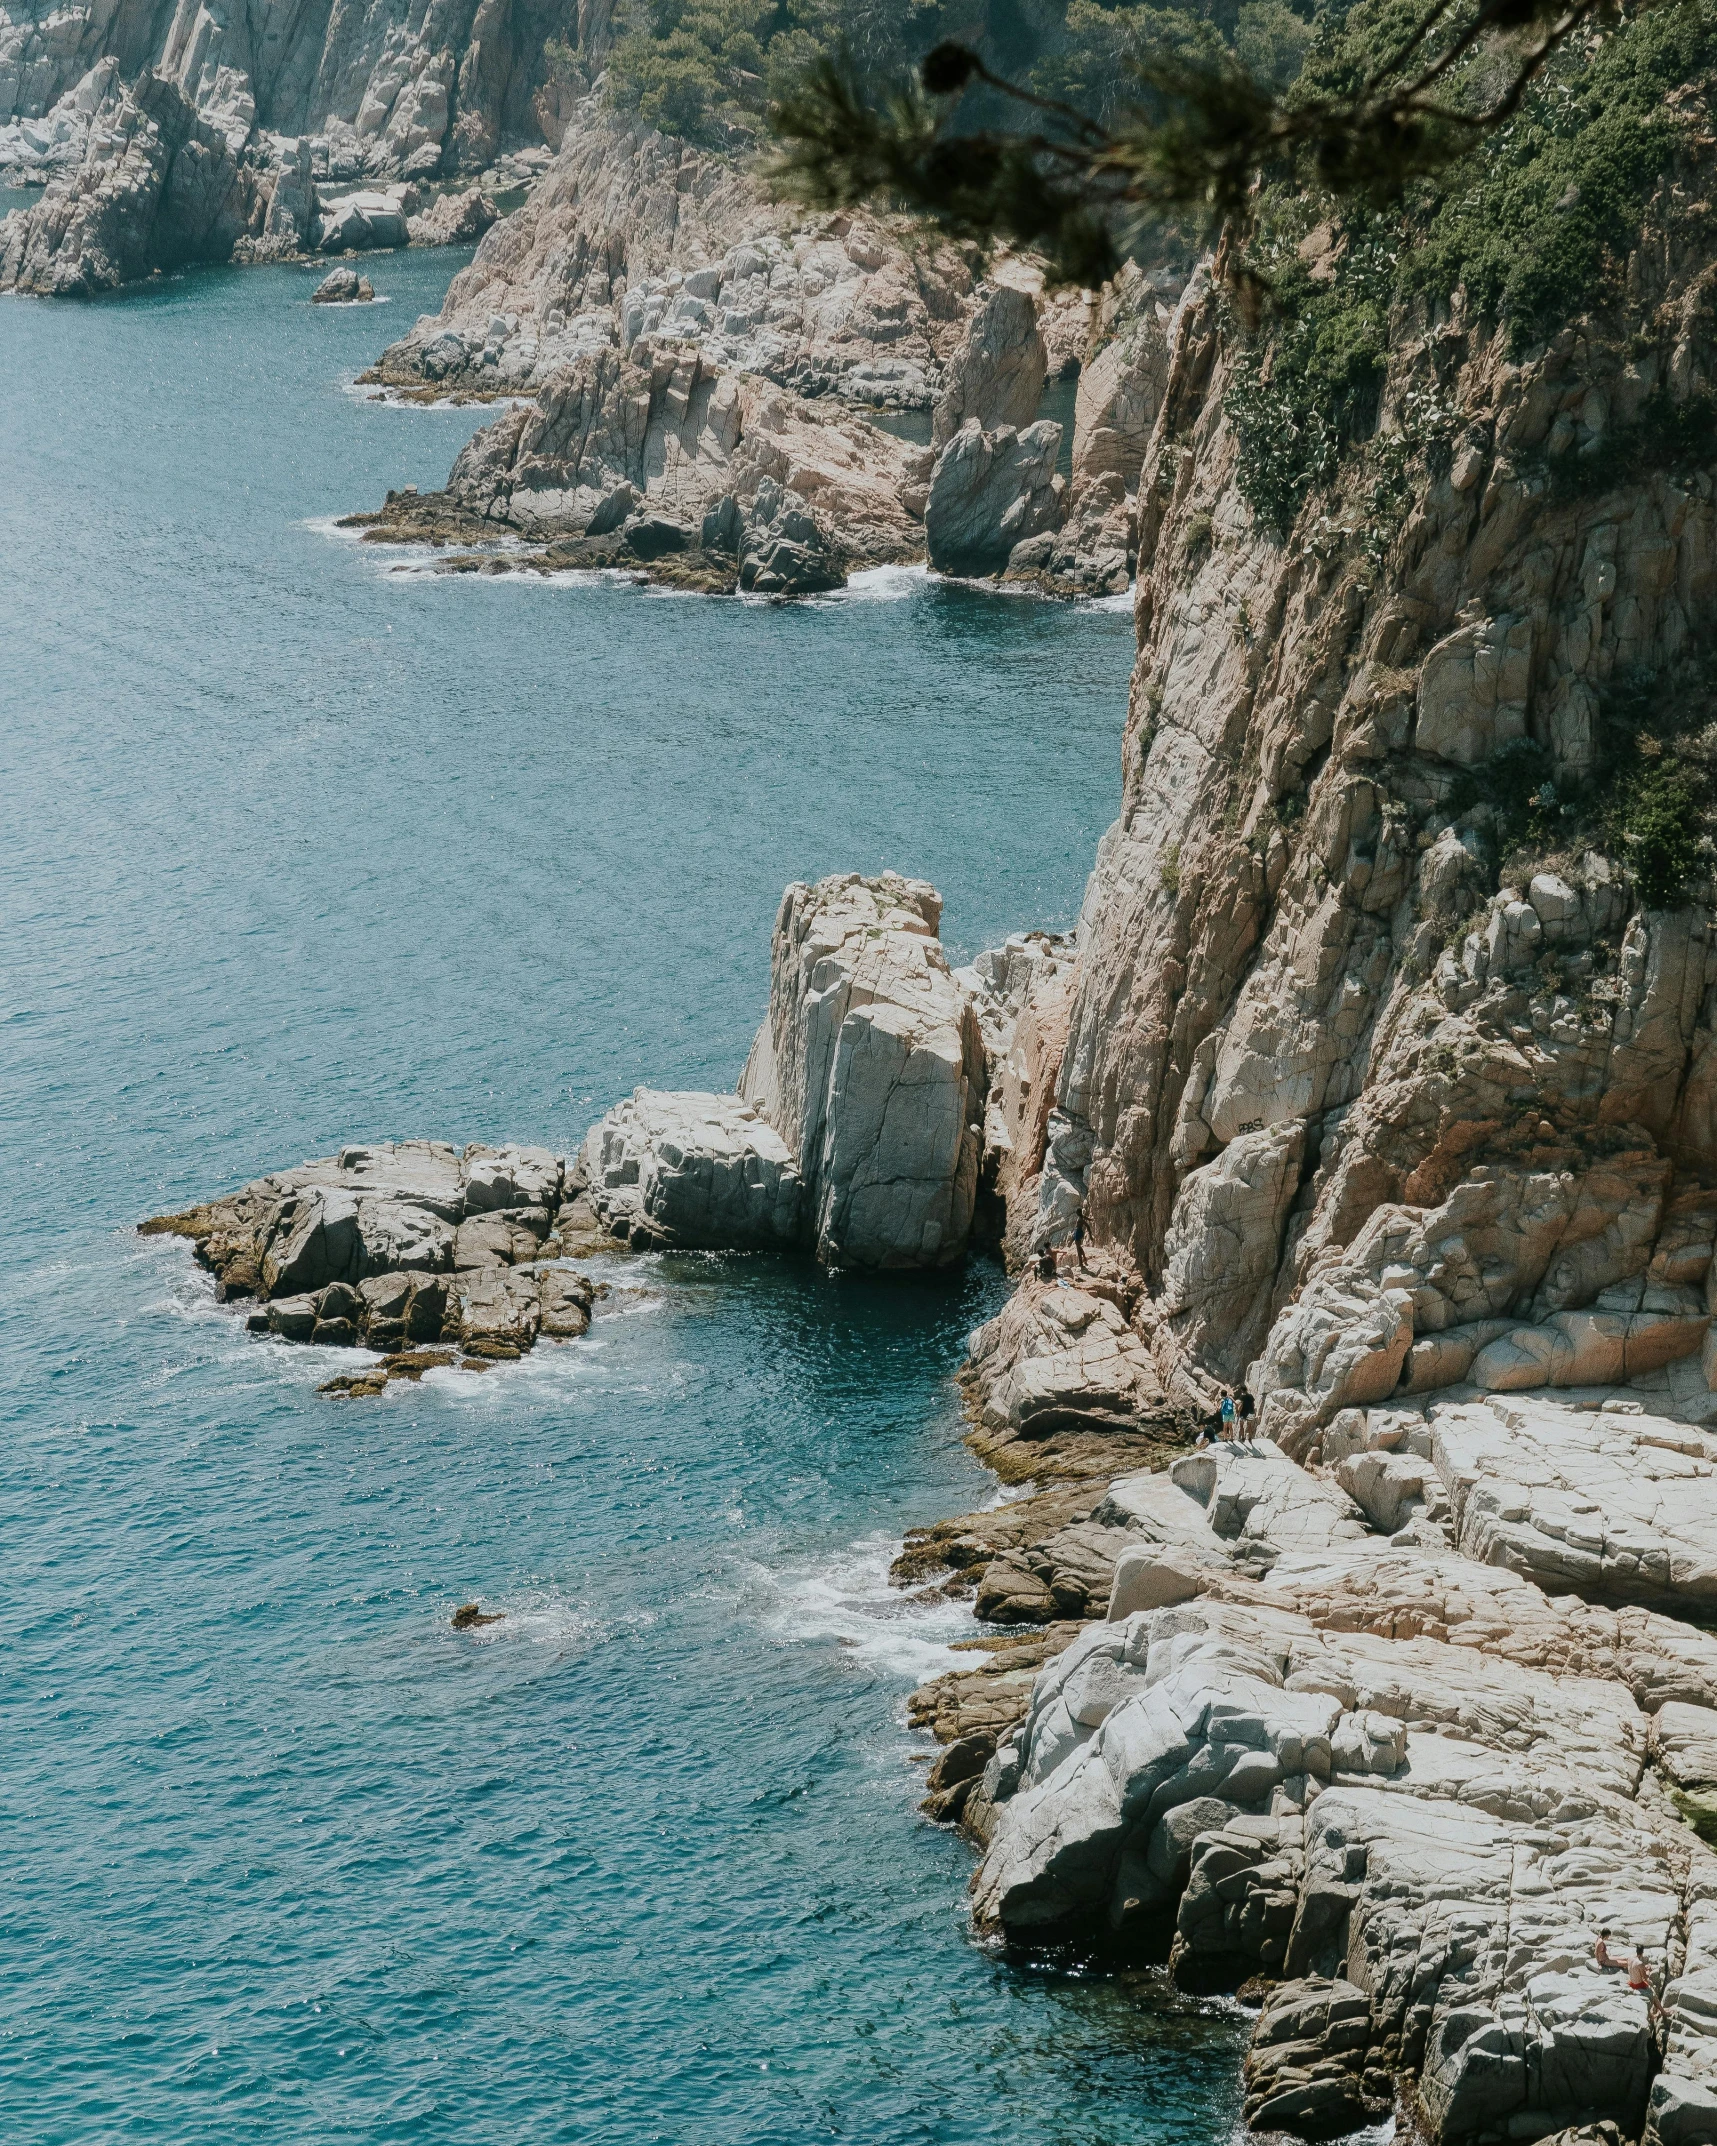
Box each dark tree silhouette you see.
[768,0,1647,283]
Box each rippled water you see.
[1,249,1249,2142]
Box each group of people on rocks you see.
[1032,1212,1254,1445]
[1197,1388,1254,1444]
[1033,1212,1089,1282]
[1595,1929,1663,2016]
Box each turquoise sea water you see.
[0,250,1248,2143]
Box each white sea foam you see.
[1084,582,1137,613]
[1228,2110,1393,2146]
[301,511,367,544]
[338,375,531,413]
[797,561,928,607]
[755,1530,973,1681]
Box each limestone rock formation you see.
[929,283,1046,450]
[0,0,562,194]
[314,182,409,251]
[915,282,1071,579]
[364,105,975,406]
[0,53,122,177]
[0,69,248,294]
[581,1090,802,1251]
[341,105,985,587]
[583,873,991,1270]
[142,1139,607,1380]
[1008,263,1187,597]
[970,149,1717,1450]
[897,87,1717,2146]
[427,340,924,580]
[924,418,1065,578]
[942,1407,1717,2146]
[406,185,495,248]
[737,874,988,1268]
[965,1276,1164,1441]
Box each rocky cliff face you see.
[901,74,1717,2146]
[992,193,1717,1439]
[0,0,559,287]
[0,65,251,293]
[0,0,560,185]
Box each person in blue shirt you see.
[1220,1392,1236,1436]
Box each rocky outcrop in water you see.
[581,1091,803,1252]
[923,283,1064,577]
[337,107,988,586]
[741,874,990,1267]
[1008,263,1187,598]
[584,873,991,1269]
[0,68,249,294]
[313,264,373,301]
[925,417,1065,578]
[143,1139,608,1385]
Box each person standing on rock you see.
[1072,1211,1087,1270]
[1220,1391,1236,1437]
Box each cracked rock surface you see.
[584,872,991,1270]
[932,1406,1717,2145]
[143,1138,608,1381]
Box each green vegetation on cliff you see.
[605,0,1316,149]
[1224,1,1717,536]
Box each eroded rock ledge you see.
[143,1138,608,1391]
[904,1401,1717,2146]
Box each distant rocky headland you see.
[333,109,1176,598]
[1,19,1177,603]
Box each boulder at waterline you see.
[142,1139,604,1383]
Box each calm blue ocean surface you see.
[0,249,1247,2143]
